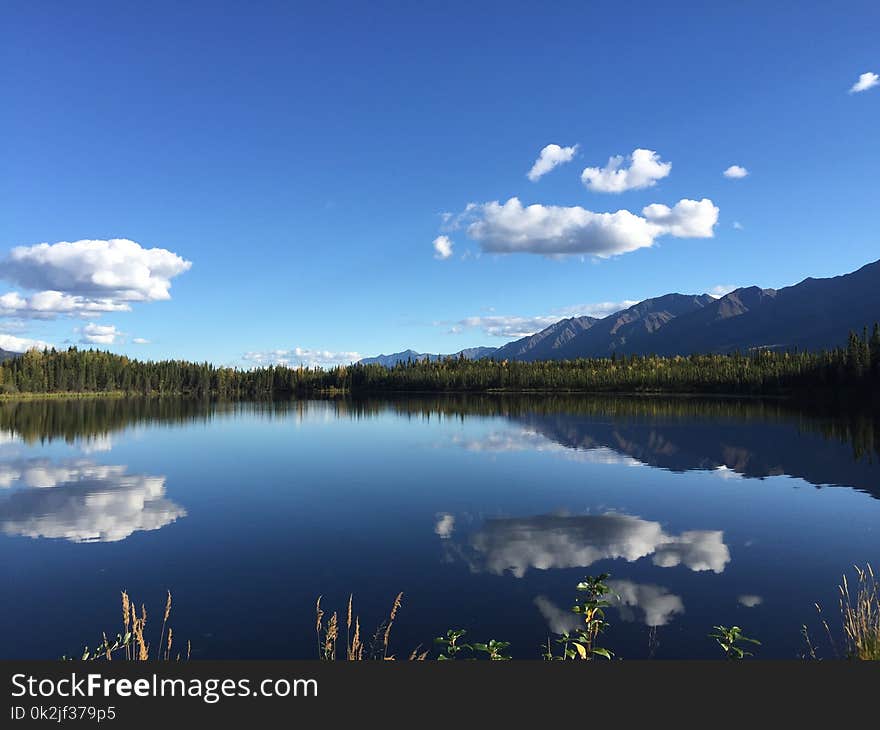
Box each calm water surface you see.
[1,396,878,659]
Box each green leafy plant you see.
[435,629,470,660]
[545,574,615,660]
[435,630,511,660]
[709,625,760,659]
[471,639,511,661]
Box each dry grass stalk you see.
[348,617,362,661]
[165,627,173,662]
[315,596,326,659]
[815,602,838,657]
[133,604,149,661]
[318,592,414,661]
[69,591,189,662]
[839,564,880,660]
[157,590,171,661]
[383,592,403,659]
[324,612,338,660]
[121,591,131,660]
[346,594,353,639]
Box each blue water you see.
[1,397,878,659]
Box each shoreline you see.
[0,388,794,402]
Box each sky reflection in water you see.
[1,396,878,659]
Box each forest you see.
[0,325,879,400]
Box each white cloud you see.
[850,71,879,93]
[462,197,718,257]
[434,512,455,539]
[455,315,560,338]
[537,585,685,633]
[79,323,122,345]
[0,459,127,489]
[0,459,185,543]
[132,337,150,345]
[242,347,362,368]
[466,512,730,578]
[534,596,581,635]
[738,594,763,608]
[580,148,671,193]
[708,284,738,298]
[0,239,191,302]
[0,334,52,352]
[450,300,638,338]
[641,198,719,238]
[452,429,570,454]
[439,203,480,234]
[79,435,113,455]
[558,300,640,318]
[527,143,578,181]
[0,241,190,352]
[723,165,749,179]
[608,580,685,627]
[732,221,744,230]
[432,235,454,260]
[0,290,130,319]
[451,430,643,467]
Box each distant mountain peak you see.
[358,345,497,367]
[488,257,880,361]
[360,258,880,366]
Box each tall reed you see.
[316,593,410,660]
[839,564,880,660]
[67,591,187,661]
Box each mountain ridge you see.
[363,258,880,363]
[359,346,498,367]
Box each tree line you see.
[1,324,879,399]
[2,389,879,478]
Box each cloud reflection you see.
[452,429,642,466]
[434,512,455,539]
[464,512,730,577]
[608,579,685,626]
[536,579,685,632]
[0,458,185,543]
[533,596,580,635]
[79,435,113,454]
[0,459,129,490]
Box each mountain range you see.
[361,258,880,364]
[358,346,498,367]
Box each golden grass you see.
[63,568,879,661]
[839,564,880,660]
[810,564,880,660]
[316,592,413,661]
[69,590,188,661]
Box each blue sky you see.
[2,1,878,366]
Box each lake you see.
[1,395,878,660]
